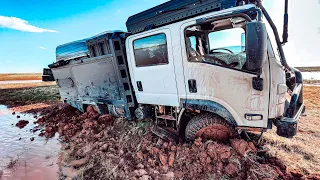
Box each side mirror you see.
[246,22,267,73]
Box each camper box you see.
[49,31,135,118]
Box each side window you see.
[133,33,168,67]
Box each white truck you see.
[49,0,304,141]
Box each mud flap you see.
[275,118,297,138]
[151,126,179,143]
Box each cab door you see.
[180,22,270,128]
[126,29,179,106]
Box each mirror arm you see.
[255,0,291,72]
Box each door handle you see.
[188,79,197,93]
[137,81,143,91]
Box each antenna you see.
[282,0,288,44]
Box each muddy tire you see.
[185,113,236,142]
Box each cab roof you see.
[126,0,243,34]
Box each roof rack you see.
[126,0,239,34]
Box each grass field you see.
[0,73,42,81]
[0,81,56,89]
[295,66,320,72]
[0,85,60,106]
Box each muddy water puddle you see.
[0,104,60,180]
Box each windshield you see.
[185,17,249,71]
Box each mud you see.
[15,120,29,128]
[30,104,320,180]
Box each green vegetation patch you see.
[0,86,60,106]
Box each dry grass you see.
[264,86,320,175]
[304,80,320,84]
[0,82,56,89]
[295,66,320,72]
[0,73,42,81]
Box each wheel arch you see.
[178,99,239,137]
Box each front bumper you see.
[275,69,304,138]
[275,103,305,138]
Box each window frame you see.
[132,33,169,68]
[183,14,258,75]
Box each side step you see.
[151,126,179,143]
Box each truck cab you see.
[125,1,304,140]
[51,0,304,141]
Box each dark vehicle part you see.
[126,0,239,34]
[275,118,297,138]
[181,99,238,127]
[276,70,304,138]
[285,81,303,118]
[210,48,234,54]
[151,125,179,142]
[286,71,296,91]
[255,0,290,71]
[185,113,236,141]
[155,106,178,128]
[245,21,267,73]
[252,76,263,91]
[282,0,289,44]
[48,60,70,69]
[135,106,153,120]
[42,68,55,81]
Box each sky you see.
[0,0,319,73]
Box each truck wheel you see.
[185,113,236,142]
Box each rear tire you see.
[185,113,236,142]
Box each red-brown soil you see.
[32,104,319,180]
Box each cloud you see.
[0,15,57,33]
[39,46,47,50]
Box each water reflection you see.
[0,104,60,180]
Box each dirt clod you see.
[224,163,239,177]
[134,169,148,177]
[230,138,255,155]
[68,158,88,167]
[15,120,29,128]
[61,167,79,179]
